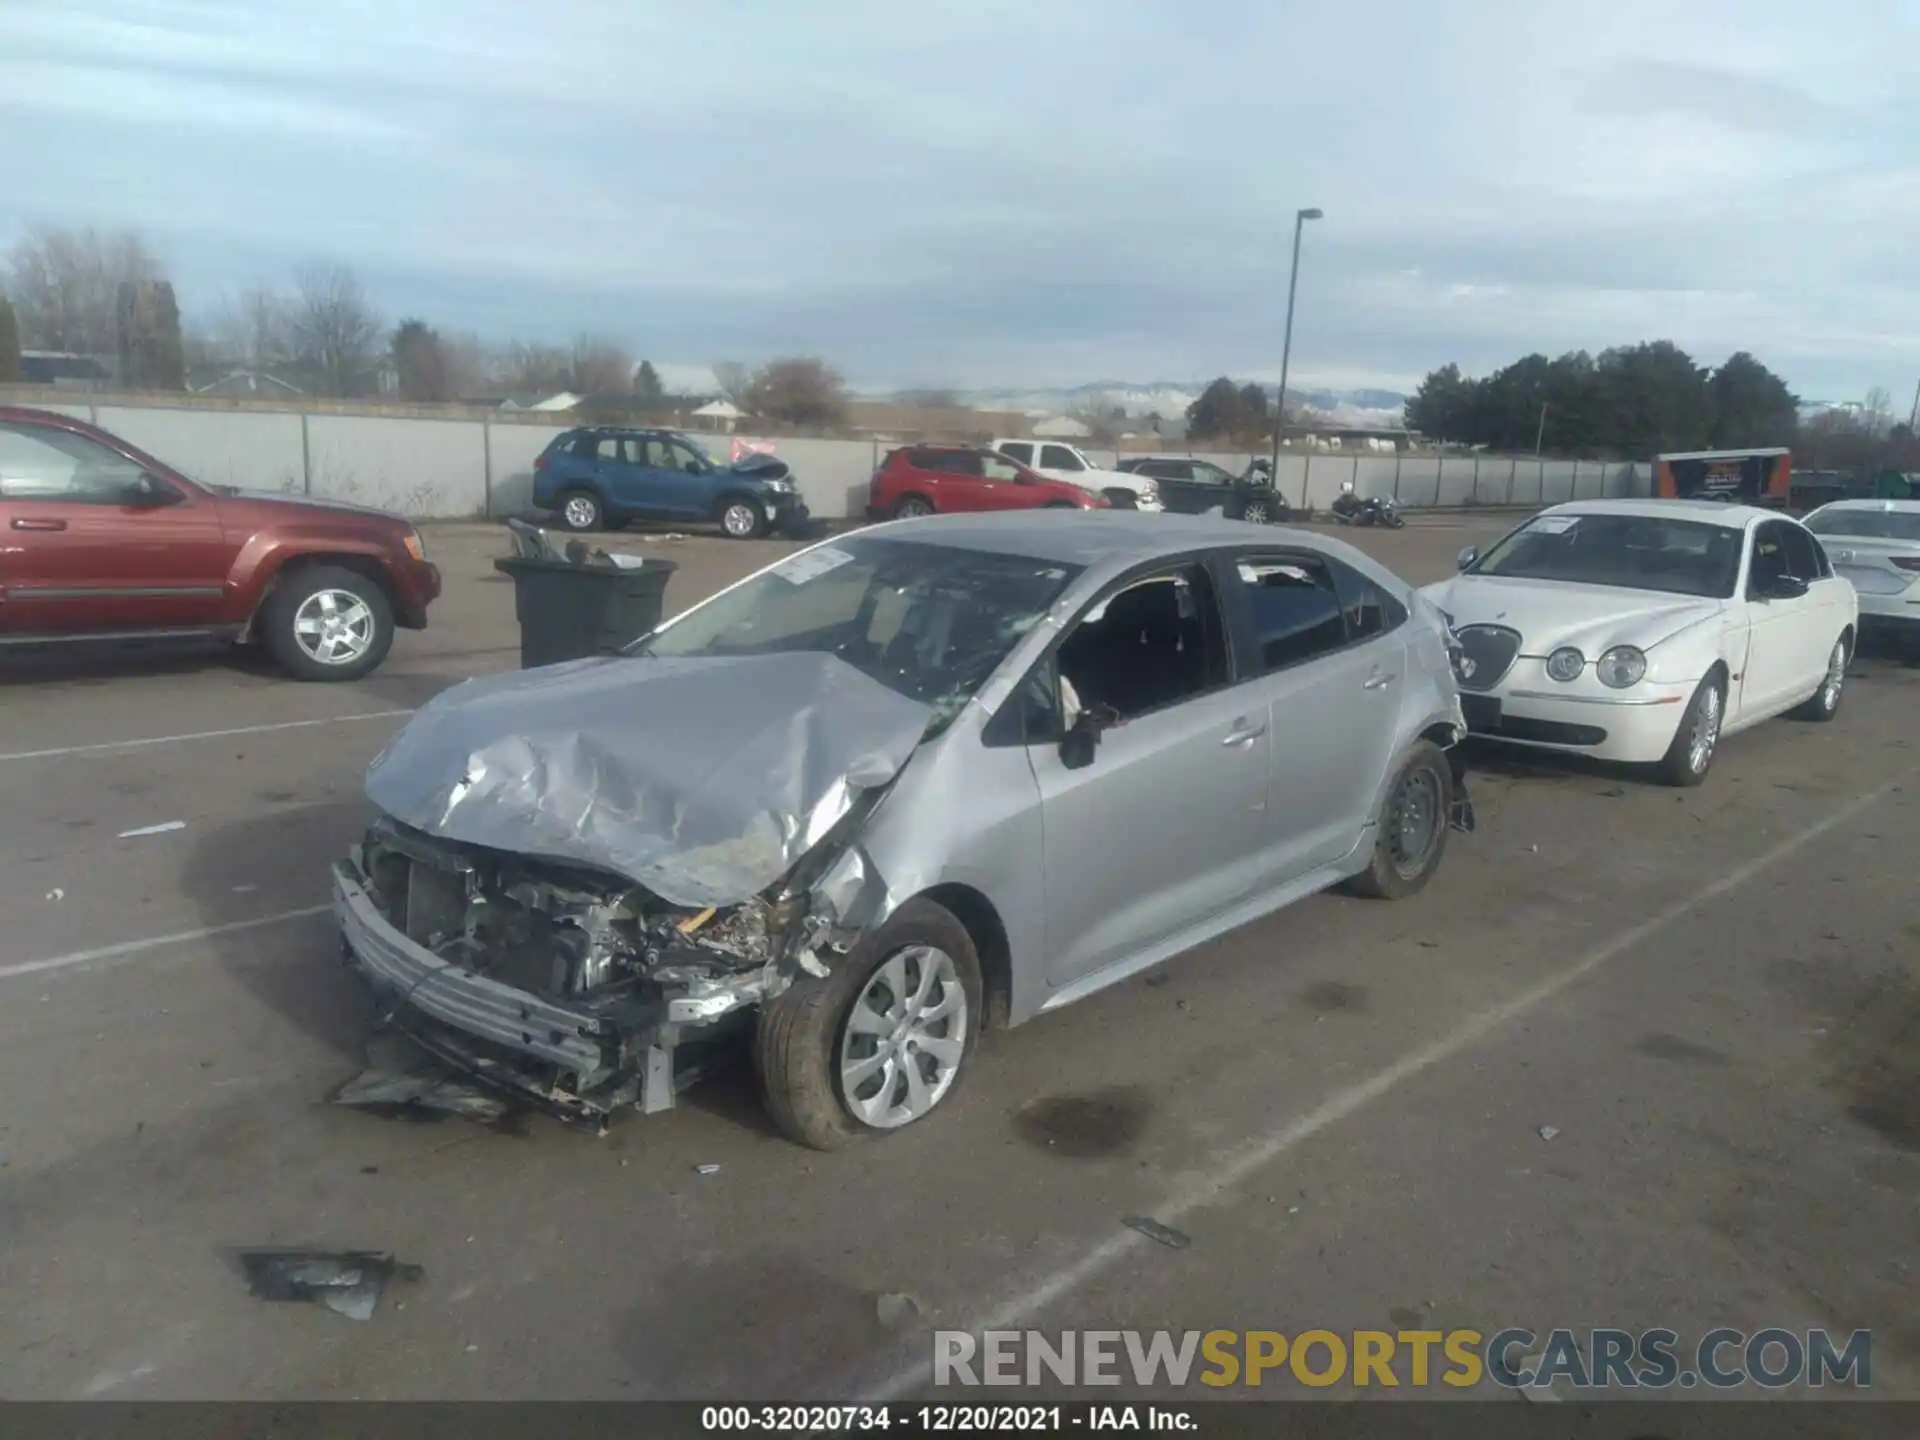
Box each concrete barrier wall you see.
[3,395,1656,520]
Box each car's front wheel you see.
[892,495,935,519]
[261,565,394,682]
[718,495,768,539]
[1240,495,1274,524]
[755,898,982,1150]
[556,489,603,532]
[1654,673,1724,786]
[1347,740,1453,899]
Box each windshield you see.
[1804,507,1920,542]
[636,536,1083,726]
[1470,513,1742,598]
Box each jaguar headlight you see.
[1596,645,1647,689]
[1545,646,1585,683]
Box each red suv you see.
[0,406,441,680]
[867,445,1107,519]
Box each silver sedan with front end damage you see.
[332,512,1475,1149]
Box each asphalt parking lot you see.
[2,512,1917,1408]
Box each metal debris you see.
[1123,1216,1191,1250]
[695,1163,721,1176]
[237,1249,422,1322]
[332,1064,512,1125]
[44,888,63,902]
[1538,1125,1560,1141]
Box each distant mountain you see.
[891,380,1409,426]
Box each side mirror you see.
[1765,573,1810,600]
[124,475,180,507]
[684,461,702,474]
[1456,545,1479,571]
[1059,712,1105,770]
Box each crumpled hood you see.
[363,651,933,907]
[724,454,791,482]
[212,486,401,519]
[1422,575,1722,654]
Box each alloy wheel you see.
[1819,641,1845,711]
[1689,684,1723,773]
[563,495,599,530]
[292,589,377,666]
[722,502,759,537]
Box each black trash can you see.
[493,554,677,668]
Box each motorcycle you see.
[1330,489,1405,528]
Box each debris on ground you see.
[118,821,187,839]
[44,888,63,902]
[876,1292,925,1328]
[330,1032,515,1127]
[237,1249,422,1322]
[695,1164,721,1176]
[1144,973,1170,988]
[1123,1216,1191,1250]
[1538,1125,1561,1141]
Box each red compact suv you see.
[0,406,441,680]
[867,445,1107,519]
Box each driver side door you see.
[0,419,228,635]
[1737,519,1827,716]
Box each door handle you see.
[11,518,67,531]
[1221,718,1268,746]
[1363,669,1398,690]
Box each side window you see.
[1230,554,1349,672]
[1777,523,1822,581]
[931,452,983,477]
[980,453,1023,482]
[665,440,708,471]
[998,442,1034,465]
[0,422,148,502]
[1051,565,1231,726]
[1328,558,1408,641]
[1040,445,1086,472]
[1747,521,1792,595]
[567,433,600,459]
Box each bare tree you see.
[1862,386,1895,437]
[570,336,633,395]
[292,262,382,396]
[713,360,750,404]
[207,286,298,374]
[0,294,21,383]
[495,340,572,393]
[744,356,848,427]
[391,318,452,402]
[6,225,164,358]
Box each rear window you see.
[1804,507,1920,542]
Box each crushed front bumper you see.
[331,860,752,1124]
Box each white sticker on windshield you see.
[772,546,856,585]
[1529,515,1580,535]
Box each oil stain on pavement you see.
[1013,1087,1151,1159]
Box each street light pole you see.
[1534,402,1549,457]
[1270,207,1323,491]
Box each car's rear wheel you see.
[556,489,603,532]
[1790,637,1848,721]
[755,898,982,1150]
[892,495,934,519]
[1346,740,1453,899]
[718,495,767,539]
[262,565,394,682]
[1654,673,1724,786]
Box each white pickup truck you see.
[993,439,1162,511]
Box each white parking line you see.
[854,770,1912,1403]
[0,710,413,764]
[0,906,331,983]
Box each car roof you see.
[1808,497,1920,511]
[1542,498,1779,528]
[861,509,1342,567]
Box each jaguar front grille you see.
[1454,624,1522,692]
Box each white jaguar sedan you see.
[1420,499,1857,786]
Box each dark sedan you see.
[1117,456,1288,523]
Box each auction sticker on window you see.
[1528,515,1581,535]
[772,546,857,585]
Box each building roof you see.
[692,399,742,418]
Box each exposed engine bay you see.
[339,812,877,1124]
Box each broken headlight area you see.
[333,815,862,1123]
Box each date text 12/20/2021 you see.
[700,1405,1197,1433]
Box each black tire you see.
[1346,740,1453,899]
[1241,497,1273,525]
[717,493,768,539]
[261,564,394,682]
[755,898,983,1151]
[1653,673,1725,787]
[892,494,935,519]
[555,488,603,532]
[1789,636,1848,721]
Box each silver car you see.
[332,512,1473,1148]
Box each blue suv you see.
[532,427,810,539]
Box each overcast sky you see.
[3,0,1916,399]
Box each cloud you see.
[2,0,1917,398]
